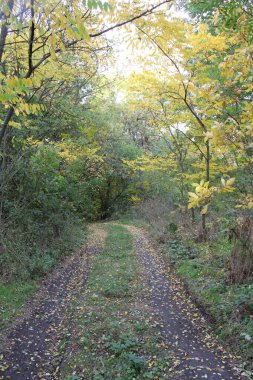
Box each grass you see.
[0,281,38,330]
[118,217,149,229]
[59,224,173,380]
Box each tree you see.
[118,10,252,235]
[0,0,172,147]
[0,0,173,222]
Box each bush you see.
[1,218,85,281]
[168,239,197,264]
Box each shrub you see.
[229,215,253,284]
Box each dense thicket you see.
[0,0,154,279]
[0,73,143,278]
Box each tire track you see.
[128,225,247,380]
[0,225,106,380]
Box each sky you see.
[102,5,189,103]
[105,5,189,78]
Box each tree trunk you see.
[0,0,14,66]
[201,138,210,239]
[191,208,195,224]
[206,139,210,182]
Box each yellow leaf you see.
[201,204,209,215]
[24,78,33,86]
[188,192,199,199]
[226,177,235,186]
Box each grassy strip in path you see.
[60,224,173,380]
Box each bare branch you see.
[89,0,172,38]
[28,0,35,74]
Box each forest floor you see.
[0,223,249,380]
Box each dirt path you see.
[0,225,106,380]
[128,225,247,380]
[0,223,248,380]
